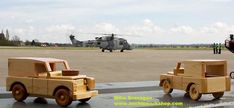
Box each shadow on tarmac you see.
[11,98,91,108]
[155,92,234,108]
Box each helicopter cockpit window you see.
[119,41,124,45]
[106,37,111,41]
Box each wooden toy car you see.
[159,60,231,101]
[6,57,98,107]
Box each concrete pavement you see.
[0,81,159,98]
[0,80,234,108]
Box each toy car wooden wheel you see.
[79,97,91,103]
[55,88,72,107]
[162,80,173,94]
[184,92,190,97]
[12,84,28,102]
[189,84,202,101]
[212,92,224,99]
[230,71,234,79]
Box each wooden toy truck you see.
[159,60,231,101]
[6,57,98,107]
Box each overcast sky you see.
[0,0,234,44]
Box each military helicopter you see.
[95,33,132,52]
[69,33,132,52]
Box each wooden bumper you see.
[72,90,98,100]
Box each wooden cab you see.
[6,57,98,107]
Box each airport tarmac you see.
[0,81,234,108]
[1,49,234,86]
[1,88,234,108]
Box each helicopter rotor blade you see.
[70,32,142,38]
[76,32,109,35]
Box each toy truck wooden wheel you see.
[212,92,224,99]
[189,84,201,101]
[12,84,28,102]
[55,88,72,107]
[162,80,173,94]
[79,97,91,103]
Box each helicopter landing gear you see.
[120,49,124,52]
[109,49,113,52]
[102,49,105,52]
[230,71,234,79]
